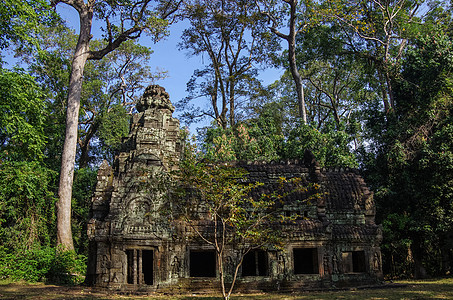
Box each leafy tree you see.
[203,106,284,162]
[0,0,55,56]
[0,160,56,251]
[0,69,47,161]
[295,25,372,132]
[51,0,180,250]
[0,68,89,283]
[361,34,453,278]
[178,0,278,128]
[284,122,358,168]
[169,138,320,299]
[257,0,318,124]
[319,0,444,113]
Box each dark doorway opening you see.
[190,250,216,277]
[126,249,135,284]
[342,250,366,273]
[142,250,154,285]
[242,250,267,276]
[293,248,319,274]
[126,249,154,285]
[352,251,366,273]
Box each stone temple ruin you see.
[86,85,383,292]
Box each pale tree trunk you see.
[229,81,235,127]
[57,5,93,251]
[287,0,307,124]
[260,0,307,124]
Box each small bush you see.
[0,246,86,284]
[47,248,87,284]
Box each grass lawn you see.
[0,278,452,299]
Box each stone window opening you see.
[126,249,154,285]
[242,250,268,276]
[342,250,366,273]
[189,250,216,277]
[293,248,319,274]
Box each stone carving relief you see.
[171,256,181,278]
[277,254,287,278]
[119,198,157,235]
[373,251,381,272]
[323,253,331,275]
[332,253,339,274]
[225,256,234,276]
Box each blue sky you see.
[56,4,285,135]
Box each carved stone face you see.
[136,84,175,113]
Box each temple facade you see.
[86,85,383,292]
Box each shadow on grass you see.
[0,282,113,300]
[0,278,452,300]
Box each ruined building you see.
[86,85,383,292]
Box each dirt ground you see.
[0,278,452,300]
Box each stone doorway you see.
[126,249,154,285]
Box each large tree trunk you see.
[57,7,93,251]
[287,0,307,124]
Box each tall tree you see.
[257,0,316,124]
[297,26,370,130]
[178,0,278,129]
[53,0,180,250]
[361,34,453,278]
[320,0,433,112]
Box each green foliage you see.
[202,101,357,168]
[203,118,284,162]
[0,160,56,250]
[98,104,130,161]
[0,69,47,161]
[71,168,98,255]
[0,246,86,284]
[362,34,453,278]
[0,246,54,282]
[48,249,87,284]
[284,123,358,168]
[0,0,56,56]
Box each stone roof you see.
[323,170,371,211]
[281,220,327,238]
[231,160,372,212]
[333,224,381,241]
